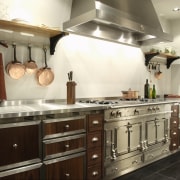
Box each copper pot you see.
[36,48,54,86]
[24,45,38,74]
[6,44,25,80]
[122,89,139,99]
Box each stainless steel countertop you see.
[0,102,107,118]
[0,99,178,119]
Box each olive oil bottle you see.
[152,84,156,99]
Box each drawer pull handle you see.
[65,144,70,148]
[173,121,177,124]
[65,173,70,177]
[13,144,18,149]
[65,124,70,129]
[92,137,99,142]
[173,143,177,147]
[92,171,98,176]
[173,132,177,135]
[92,120,99,125]
[132,160,138,164]
[92,154,99,159]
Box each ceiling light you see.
[173,7,180,12]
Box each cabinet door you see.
[129,122,142,151]
[146,120,156,145]
[116,125,129,154]
[0,121,40,168]
[44,153,85,180]
[156,118,168,142]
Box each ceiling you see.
[152,0,180,20]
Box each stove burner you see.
[79,100,119,105]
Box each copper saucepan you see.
[24,45,38,74]
[6,44,25,79]
[36,48,54,86]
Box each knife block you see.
[66,81,76,104]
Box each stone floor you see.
[114,151,180,180]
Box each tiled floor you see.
[114,151,180,180]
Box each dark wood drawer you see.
[43,116,86,139]
[87,132,102,149]
[0,121,40,168]
[171,105,179,117]
[44,153,85,180]
[170,117,179,128]
[87,148,102,166]
[87,164,102,180]
[88,114,103,132]
[0,163,42,179]
[43,134,86,159]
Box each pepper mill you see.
[67,71,76,104]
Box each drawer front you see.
[170,139,179,150]
[88,114,103,132]
[144,144,170,162]
[87,164,102,180]
[171,105,179,117]
[0,163,42,179]
[170,117,179,128]
[44,153,85,180]
[87,148,102,166]
[170,129,178,138]
[43,134,86,159]
[43,116,86,139]
[105,154,142,177]
[87,132,102,149]
[0,123,40,167]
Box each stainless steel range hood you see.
[63,0,173,47]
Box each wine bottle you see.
[144,79,149,99]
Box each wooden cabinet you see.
[87,113,103,180]
[0,121,41,171]
[0,119,41,180]
[170,105,179,151]
[42,115,86,179]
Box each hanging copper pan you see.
[6,44,25,79]
[36,48,54,86]
[24,45,38,74]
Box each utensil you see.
[36,48,54,86]
[154,64,162,79]
[7,44,25,79]
[68,71,73,81]
[24,45,38,74]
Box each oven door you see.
[104,119,142,163]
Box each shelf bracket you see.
[167,56,180,69]
[50,32,67,55]
[145,52,159,66]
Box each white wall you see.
[0,0,173,100]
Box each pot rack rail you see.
[0,19,68,55]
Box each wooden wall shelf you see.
[0,20,68,55]
[144,52,180,69]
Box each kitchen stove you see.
[102,99,172,180]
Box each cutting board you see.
[0,53,7,100]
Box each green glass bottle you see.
[152,84,156,99]
[144,79,149,99]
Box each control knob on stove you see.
[116,110,121,117]
[110,111,116,118]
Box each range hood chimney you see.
[63,0,173,47]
